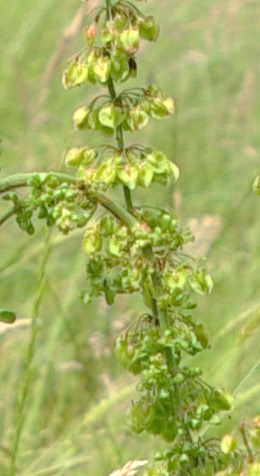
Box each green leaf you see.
[0,309,16,324]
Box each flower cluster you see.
[60,0,253,474]
[3,173,96,235]
[66,144,178,191]
[62,2,159,89]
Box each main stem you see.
[105,2,133,212]
[107,77,133,211]
[104,0,176,378]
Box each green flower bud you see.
[146,150,169,173]
[83,232,102,255]
[88,109,100,130]
[96,161,117,187]
[138,163,154,188]
[172,373,184,384]
[189,270,213,295]
[189,419,202,430]
[253,174,260,195]
[92,55,110,83]
[118,165,139,190]
[101,20,117,44]
[114,13,128,32]
[209,415,222,425]
[150,96,175,119]
[127,107,149,131]
[120,27,140,55]
[100,216,116,236]
[168,161,180,182]
[98,104,124,129]
[211,389,234,411]
[84,23,97,47]
[110,51,130,81]
[220,435,237,454]
[179,454,189,464]
[62,60,88,90]
[108,236,121,256]
[64,147,85,167]
[65,147,97,167]
[139,16,160,42]
[73,107,91,129]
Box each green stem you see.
[161,307,175,372]
[0,173,137,230]
[240,423,254,463]
[0,207,16,226]
[0,172,77,194]
[106,77,133,211]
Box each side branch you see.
[0,173,138,230]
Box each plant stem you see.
[161,307,175,372]
[0,207,16,226]
[240,423,254,463]
[0,172,77,194]
[107,76,133,211]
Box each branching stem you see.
[0,173,137,230]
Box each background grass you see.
[0,0,259,474]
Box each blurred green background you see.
[0,0,259,474]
